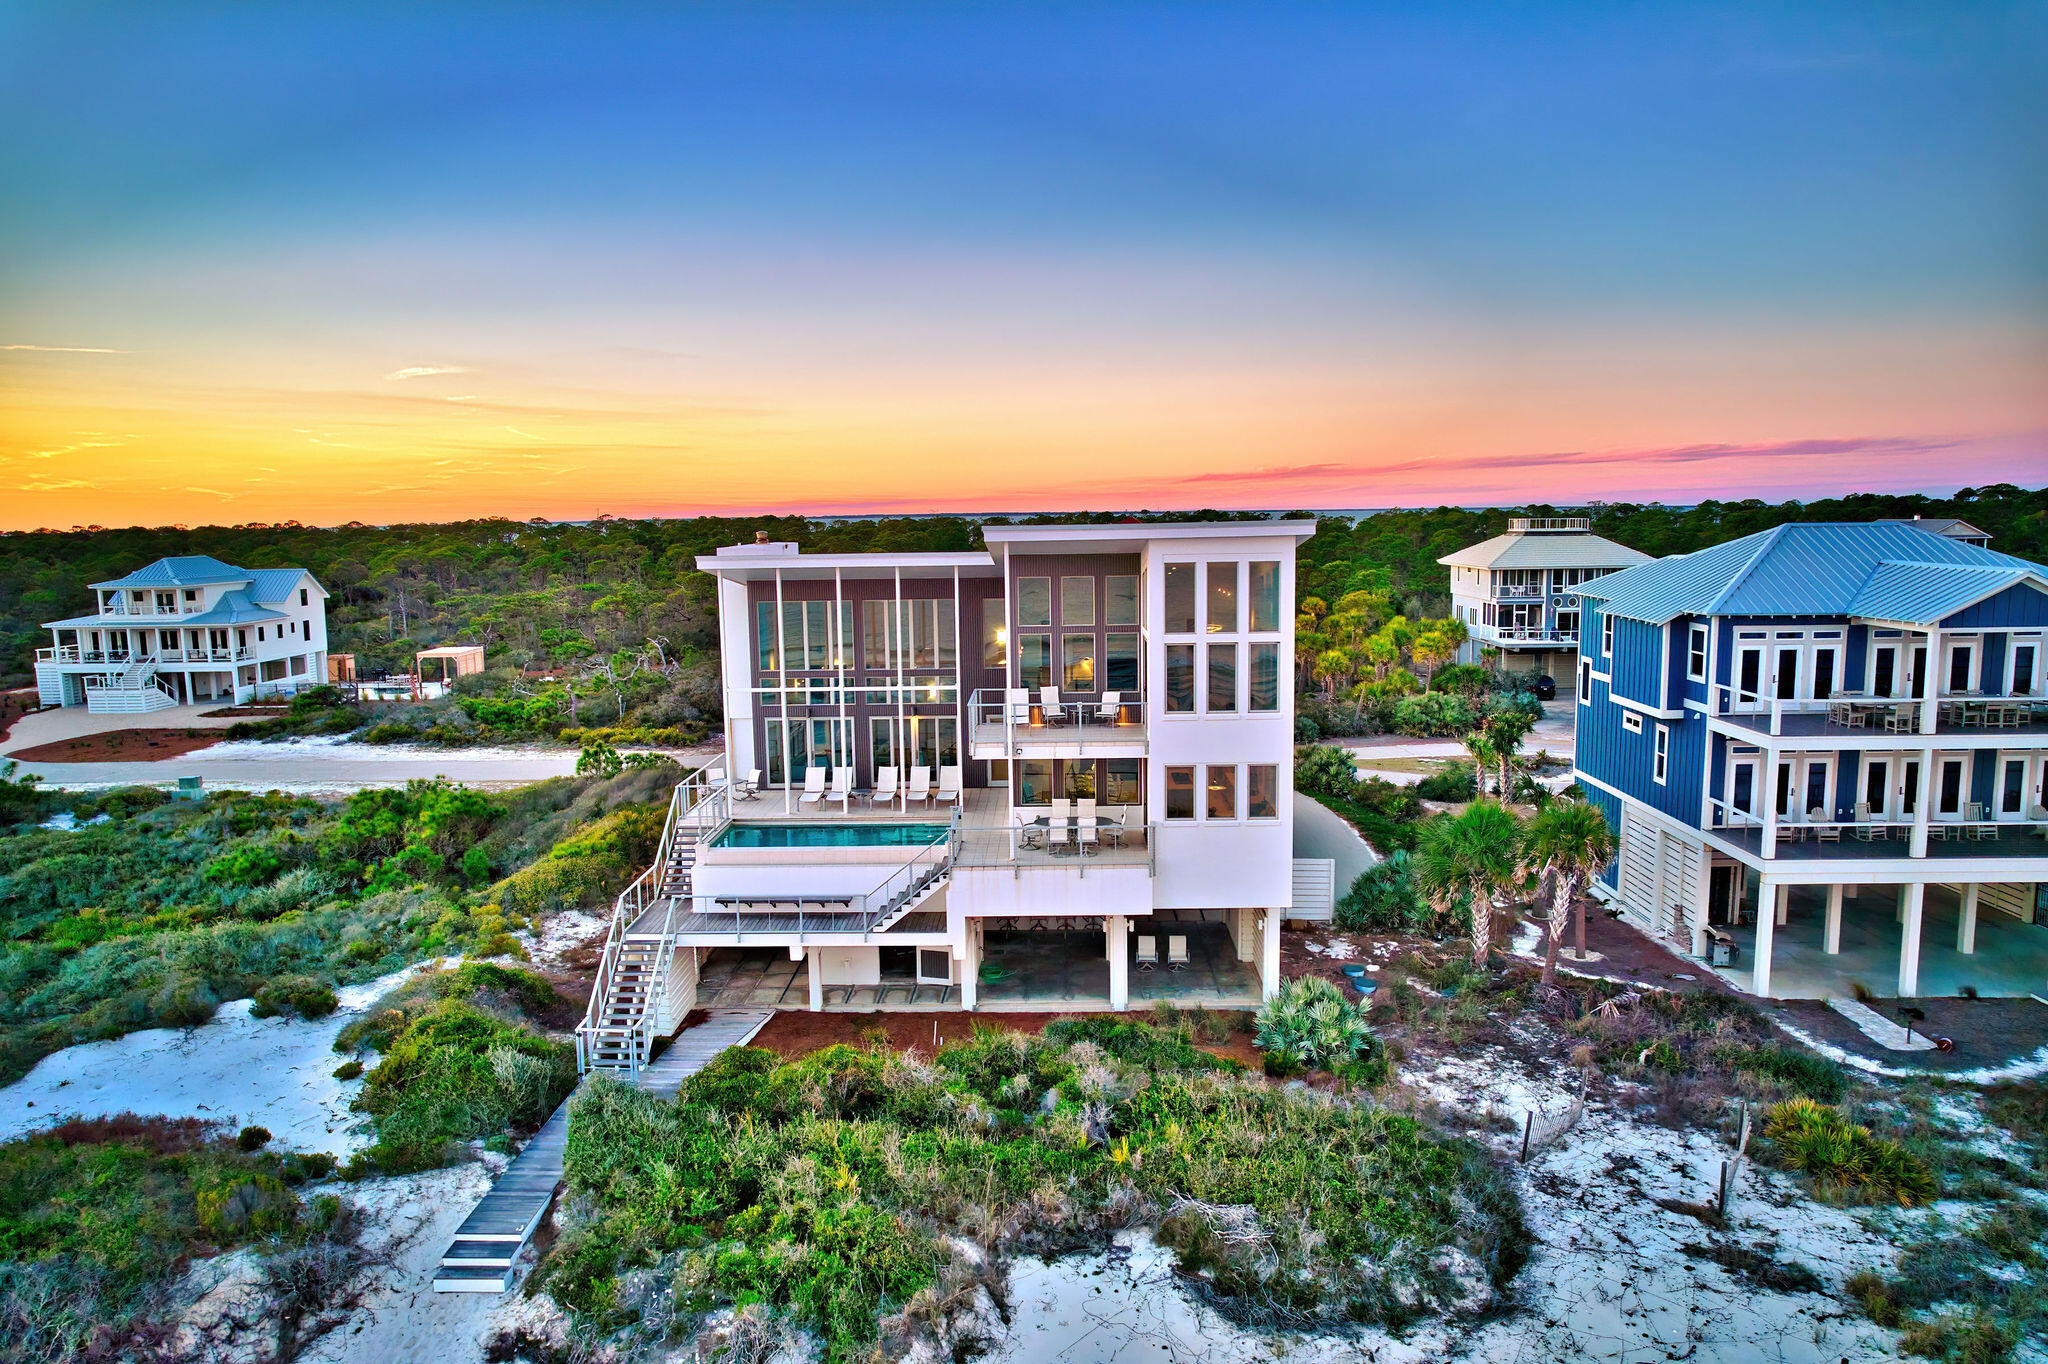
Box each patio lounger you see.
[1167,935,1189,970]
[1135,935,1158,970]
[796,766,828,806]
[934,765,963,806]
[827,766,854,809]
[1007,688,1034,726]
[903,766,933,805]
[1094,690,1121,725]
[1039,686,1067,726]
[868,766,899,807]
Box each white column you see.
[1899,882,1926,997]
[1824,884,1843,955]
[806,948,823,1012]
[1759,745,1778,859]
[1958,883,1979,955]
[1753,878,1777,998]
[1774,883,1789,927]
[1259,909,1281,1001]
[1910,759,1933,858]
[1919,629,1941,735]
[774,567,790,813]
[958,924,979,1010]
[1107,915,1129,1012]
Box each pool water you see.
[711,822,951,849]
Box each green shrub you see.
[1710,1043,1846,1102]
[1389,692,1476,737]
[333,1060,363,1080]
[251,974,339,1020]
[492,805,662,916]
[1254,975,1381,1076]
[1414,760,1478,802]
[1762,1098,1937,1206]
[236,1125,272,1152]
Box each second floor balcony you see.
[39,644,254,666]
[969,687,1147,755]
[1479,624,1579,646]
[1711,684,2048,741]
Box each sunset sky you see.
[3,3,2043,530]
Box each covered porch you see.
[1713,879,2048,1000]
[973,911,1265,1010]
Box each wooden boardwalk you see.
[431,1009,773,1292]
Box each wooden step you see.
[434,1264,515,1293]
[442,1239,517,1268]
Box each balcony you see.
[968,688,1147,756]
[1710,686,2048,742]
[39,645,250,666]
[1708,800,2048,864]
[1481,625,1578,646]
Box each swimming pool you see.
[710,822,951,850]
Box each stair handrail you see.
[858,811,959,937]
[627,771,732,1070]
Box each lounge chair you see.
[934,765,963,806]
[1094,690,1121,725]
[827,766,854,810]
[1167,935,1189,970]
[1135,935,1158,970]
[796,766,828,806]
[1851,801,1885,841]
[1007,688,1034,726]
[868,766,899,807]
[1039,686,1067,726]
[903,765,933,805]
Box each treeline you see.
[4,485,2040,686]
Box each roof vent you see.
[754,530,771,544]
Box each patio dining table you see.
[1018,813,1128,850]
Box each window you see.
[1165,766,1196,820]
[1019,760,1054,806]
[1106,575,1138,627]
[869,716,896,770]
[1062,634,1096,690]
[982,599,1006,668]
[1812,647,1837,701]
[1205,764,1238,820]
[1249,642,1279,712]
[1249,562,1280,632]
[1653,725,1669,785]
[1060,577,1095,627]
[1102,759,1143,805]
[1106,633,1139,691]
[2014,642,2040,696]
[909,716,959,768]
[906,599,955,669]
[1578,660,1591,705]
[1207,643,1237,712]
[299,588,309,607]
[1622,712,1643,734]
[1060,759,1096,799]
[1247,765,1278,819]
[184,589,198,602]
[1017,633,1053,689]
[1602,614,1613,656]
[1205,563,1239,633]
[862,600,893,668]
[1687,624,1707,681]
[1017,577,1051,628]
[1165,644,1195,713]
[257,627,265,641]
[1164,563,1196,634]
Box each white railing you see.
[1509,516,1591,533]
[968,688,1147,750]
[692,810,961,940]
[1485,627,1578,645]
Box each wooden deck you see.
[431,1009,772,1292]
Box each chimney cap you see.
[754,530,771,544]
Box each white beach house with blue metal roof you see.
[1570,522,2048,1001]
[1439,517,1651,681]
[36,555,330,713]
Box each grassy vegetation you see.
[336,961,576,1175]
[0,767,669,1085]
[1759,1098,1937,1207]
[545,1018,1524,1359]
[0,1114,347,1362]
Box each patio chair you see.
[1810,807,1840,843]
[1135,935,1158,970]
[1077,819,1099,855]
[1167,935,1190,971]
[1007,688,1034,726]
[1051,797,1072,824]
[2029,804,2048,841]
[1039,686,1067,726]
[796,765,828,806]
[1094,690,1121,725]
[1884,704,1917,733]
[868,765,899,807]
[1047,818,1073,856]
[903,765,932,805]
[736,768,762,800]
[1775,821,1801,845]
[1015,813,1047,851]
[1965,801,1996,840]
[934,765,963,806]
[827,765,854,810]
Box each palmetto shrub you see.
[1763,1098,1937,1206]
[1254,976,1379,1076]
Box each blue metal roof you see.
[91,555,250,590]
[1577,522,2047,625]
[246,567,311,603]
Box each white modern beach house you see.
[35,555,330,713]
[577,519,1318,1074]
[1441,516,1650,681]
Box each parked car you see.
[1533,674,1557,701]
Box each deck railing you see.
[968,687,1147,751]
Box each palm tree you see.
[1412,801,1524,965]
[1521,799,1617,983]
[1460,729,1500,798]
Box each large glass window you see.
[1207,643,1237,712]
[1206,563,1239,634]
[1106,633,1140,692]
[1061,759,1097,799]
[1165,766,1195,820]
[1017,633,1053,689]
[1165,644,1195,713]
[806,600,828,669]
[862,600,895,668]
[1106,575,1138,627]
[910,716,958,768]
[982,599,1007,668]
[1205,764,1238,820]
[903,599,955,669]
[1249,642,1279,711]
[756,602,776,670]
[1164,563,1196,634]
[1018,760,1054,806]
[1017,577,1051,628]
[869,717,896,771]
[1103,759,1143,805]
[1060,577,1095,627]
[1062,634,1096,691]
[1249,562,1280,632]
[1247,765,1278,819]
